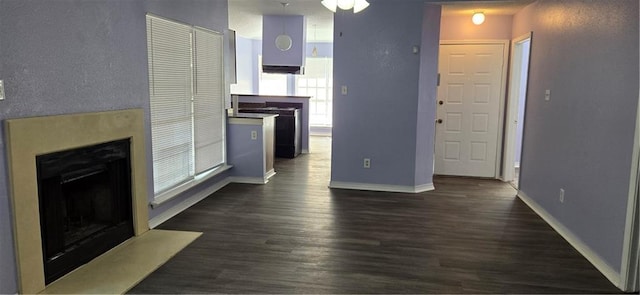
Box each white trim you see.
[228,115,278,126]
[438,39,510,179]
[329,181,435,193]
[620,86,640,291]
[502,32,532,182]
[517,190,621,287]
[149,177,232,228]
[265,169,276,180]
[229,176,270,185]
[151,164,233,207]
[302,149,309,154]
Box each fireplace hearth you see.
[36,139,134,284]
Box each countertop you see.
[231,94,311,99]
[228,112,278,119]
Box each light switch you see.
[0,80,5,101]
[544,89,551,101]
[341,86,348,95]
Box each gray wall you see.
[331,0,436,187]
[0,0,228,292]
[415,4,441,186]
[513,0,639,272]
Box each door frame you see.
[502,32,533,182]
[438,39,510,179]
[620,87,640,292]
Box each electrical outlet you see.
[341,86,348,95]
[251,130,257,140]
[363,158,371,169]
[559,188,565,203]
[0,80,5,101]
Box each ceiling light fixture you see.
[472,12,485,25]
[321,0,369,13]
[275,2,292,51]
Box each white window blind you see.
[146,15,225,195]
[193,28,225,174]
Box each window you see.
[258,55,288,95]
[146,15,225,196]
[295,57,333,126]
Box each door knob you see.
[436,119,443,124]
[438,100,444,105]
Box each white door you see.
[435,43,506,177]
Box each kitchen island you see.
[227,112,278,183]
[231,94,311,154]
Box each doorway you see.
[434,41,509,178]
[503,33,532,187]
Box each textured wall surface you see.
[0,0,228,292]
[331,0,431,187]
[513,0,639,272]
[440,14,513,40]
[414,4,441,186]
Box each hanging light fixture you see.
[472,12,485,25]
[321,0,369,13]
[311,24,318,57]
[275,2,292,51]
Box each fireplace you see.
[36,139,134,284]
[5,109,150,293]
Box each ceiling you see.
[228,0,535,42]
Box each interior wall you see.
[331,0,434,187]
[0,1,229,293]
[232,36,256,94]
[231,38,333,96]
[415,4,441,186]
[440,14,513,40]
[513,0,639,273]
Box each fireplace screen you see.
[36,139,134,284]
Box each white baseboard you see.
[329,181,435,193]
[302,149,309,154]
[265,169,276,181]
[228,176,268,184]
[517,190,621,288]
[148,178,232,229]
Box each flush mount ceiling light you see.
[472,12,485,25]
[275,2,292,51]
[321,0,369,13]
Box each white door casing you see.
[503,33,532,182]
[435,42,507,178]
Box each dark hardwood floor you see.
[130,137,621,294]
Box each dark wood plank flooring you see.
[130,137,621,294]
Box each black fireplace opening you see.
[36,139,134,284]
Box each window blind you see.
[146,15,226,195]
[193,28,225,174]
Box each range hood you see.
[262,15,306,74]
